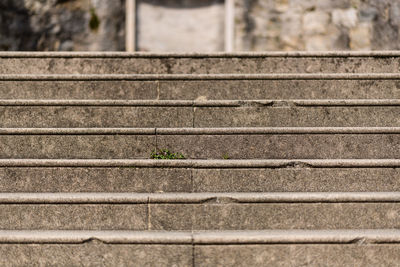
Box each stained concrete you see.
[149,203,400,230]
[0,167,191,193]
[0,56,399,74]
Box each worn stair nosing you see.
[3,127,400,135]
[3,51,400,58]
[4,73,400,80]
[155,127,400,135]
[0,230,400,244]
[1,192,400,204]
[3,99,400,106]
[1,159,400,168]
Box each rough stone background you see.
[235,0,400,51]
[0,0,125,51]
[1,0,400,51]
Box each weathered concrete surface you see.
[149,203,400,230]
[0,243,191,267]
[195,244,400,267]
[1,56,400,74]
[3,167,400,193]
[3,79,400,100]
[0,81,158,99]
[158,80,400,100]
[8,105,400,128]
[0,204,147,230]
[1,243,399,267]
[193,168,400,192]
[0,168,191,193]
[194,106,400,127]
[157,134,400,159]
[0,106,192,127]
[0,135,154,159]
[3,166,399,193]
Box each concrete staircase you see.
[1,51,400,266]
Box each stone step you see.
[1,192,400,230]
[152,130,400,159]
[2,229,400,266]
[2,51,400,74]
[3,128,400,159]
[1,159,400,193]
[3,99,400,127]
[2,73,400,100]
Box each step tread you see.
[0,192,399,203]
[3,51,400,58]
[4,73,400,80]
[1,158,400,167]
[0,229,400,244]
[2,99,400,106]
[2,127,400,135]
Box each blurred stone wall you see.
[0,0,125,51]
[235,0,400,51]
[1,0,400,51]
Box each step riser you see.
[0,244,192,267]
[0,168,191,193]
[1,134,400,159]
[157,134,400,159]
[0,135,154,159]
[149,203,400,230]
[196,107,400,127]
[0,107,192,128]
[3,106,400,127]
[0,81,157,100]
[0,203,399,230]
[0,244,398,266]
[2,80,400,100]
[193,168,400,193]
[1,57,399,74]
[195,245,400,267]
[1,168,399,193]
[0,204,147,230]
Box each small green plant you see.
[222,153,230,160]
[150,149,185,159]
[89,8,100,31]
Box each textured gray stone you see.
[158,80,400,100]
[0,135,155,159]
[0,0,125,51]
[157,134,400,159]
[0,106,193,127]
[0,243,192,267]
[0,81,158,99]
[2,79,400,100]
[149,205,194,231]
[0,167,191,193]
[193,168,400,192]
[0,204,147,230]
[149,203,400,230]
[1,56,399,74]
[194,106,400,127]
[195,244,400,267]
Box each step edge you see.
[2,127,400,135]
[1,192,400,204]
[3,73,400,80]
[0,159,400,168]
[2,51,400,58]
[0,229,399,244]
